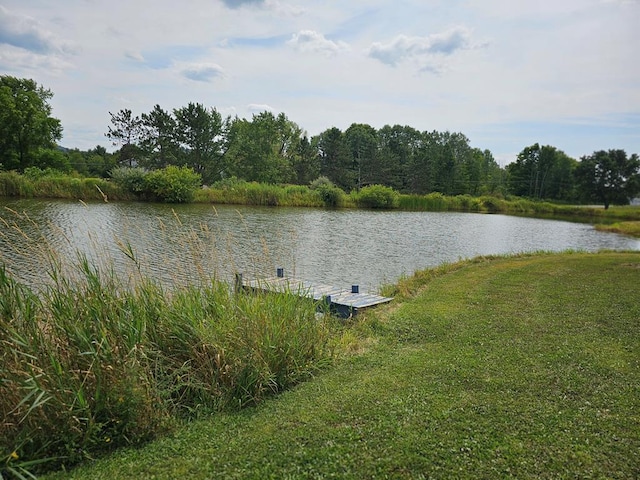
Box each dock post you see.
[234,273,243,293]
[351,285,359,294]
[277,267,284,278]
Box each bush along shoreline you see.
[2,169,640,226]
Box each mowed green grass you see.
[46,252,640,479]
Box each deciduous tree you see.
[225,112,301,184]
[575,149,640,209]
[0,76,62,171]
[507,144,577,201]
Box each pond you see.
[1,198,639,291]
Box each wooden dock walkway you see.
[238,268,393,318]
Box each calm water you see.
[1,198,639,291]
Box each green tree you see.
[0,76,62,171]
[225,112,301,184]
[507,144,576,200]
[67,145,116,178]
[173,102,226,184]
[87,145,117,178]
[544,149,577,201]
[33,148,71,172]
[376,125,422,192]
[344,123,378,190]
[410,131,461,195]
[439,131,473,195]
[314,127,353,190]
[140,105,179,169]
[473,149,506,195]
[106,109,143,167]
[574,149,640,209]
[291,135,319,185]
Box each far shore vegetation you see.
[2,168,640,237]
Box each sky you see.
[1,0,638,166]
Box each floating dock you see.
[238,268,393,318]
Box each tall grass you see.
[0,221,337,477]
[195,179,326,207]
[0,171,133,202]
[397,192,640,221]
[595,220,640,237]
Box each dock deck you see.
[239,270,393,317]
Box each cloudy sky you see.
[1,0,638,165]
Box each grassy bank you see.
[39,251,640,479]
[595,221,640,238]
[198,183,640,223]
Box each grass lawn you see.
[45,251,640,479]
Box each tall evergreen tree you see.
[106,109,143,167]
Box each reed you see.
[0,212,338,477]
[195,179,325,207]
[0,171,133,201]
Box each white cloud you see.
[0,44,73,75]
[179,62,226,82]
[0,5,76,55]
[367,26,478,68]
[220,0,304,15]
[247,103,276,113]
[220,0,264,9]
[125,50,145,62]
[265,0,305,16]
[287,30,349,56]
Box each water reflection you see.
[1,199,638,290]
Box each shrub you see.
[355,185,399,209]
[310,177,345,208]
[480,196,505,213]
[145,166,202,203]
[316,184,344,208]
[23,166,68,180]
[309,176,333,190]
[283,185,315,206]
[110,167,148,195]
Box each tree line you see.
[105,104,506,196]
[1,75,639,208]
